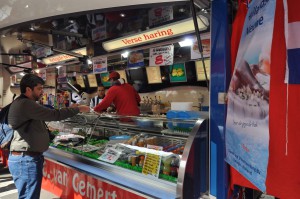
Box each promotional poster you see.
[225,0,276,191]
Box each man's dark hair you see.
[20,74,45,93]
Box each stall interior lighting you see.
[121,52,129,58]
[179,38,193,47]
[103,16,208,52]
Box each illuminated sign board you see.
[102,17,208,52]
[43,48,87,65]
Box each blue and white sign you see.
[225,0,276,191]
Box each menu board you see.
[116,70,127,83]
[142,153,161,178]
[146,66,162,84]
[195,59,210,81]
[100,72,111,87]
[169,63,187,83]
[149,45,174,66]
[76,75,85,88]
[191,33,211,60]
[87,74,98,87]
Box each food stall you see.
[43,113,209,199]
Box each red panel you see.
[42,159,147,199]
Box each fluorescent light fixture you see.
[103,16,208,52]
[121,51,129,58]
[179,38,193,47]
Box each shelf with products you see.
[45,112,209,199]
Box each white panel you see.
[0,0,186,29]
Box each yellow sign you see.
[103,17,208,52]
[116,70,127,83]
[76,75,85,88]
[142,153,161,178]
[43,48,87,65]
[146,66,162,84]
[195,59,210,81]
[87,74,98,87]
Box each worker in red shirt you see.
[94,71,141,116]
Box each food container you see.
[136,118,154,128]
[109,135,131,143]
[171,102,193,111]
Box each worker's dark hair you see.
[20,73,45,93]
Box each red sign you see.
[42,159,147,199]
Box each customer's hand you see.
[78,105,90,113]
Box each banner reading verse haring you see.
[225,0,276,191]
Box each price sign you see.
[142,153,161,178]
[99,148,121,163]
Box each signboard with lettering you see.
[195,59,210,81]
[76,75,85,88]
[128,50,144,68]
[92,25,106,42]
[42,159,147,199]
[169,63,187,82]
[191,33,211,60]
[100,72,111,87]
[149,45,174,66]
[92,56,107,73]
[148,6,173,27]
[146,66,162,84]
[103,17,208,52]
[142,153,162,178]
[43,48,87,65]
[87,74,98,87]
[9,61,32,73]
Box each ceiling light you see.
[87,59,92,65]
[120,13,126,17]
[56,65,62,69]
[179,8,185,12]
[121,51,129,58]
[30,23,35,31]
[179,38,193,47]
[25,5,29,8]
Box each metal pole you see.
[190,0,209,90]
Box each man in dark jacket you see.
[8,74,90,199]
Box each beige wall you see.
[139,86,209,111]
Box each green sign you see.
[100,72,111,87]
[169,63,187,82]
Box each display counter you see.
[42,112,209,199]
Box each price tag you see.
[142,153,161,178]
[99,148,121,163]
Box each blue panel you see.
[210,0,231,198]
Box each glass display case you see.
[44,112,209,199]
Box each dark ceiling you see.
[0,1,212,74]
